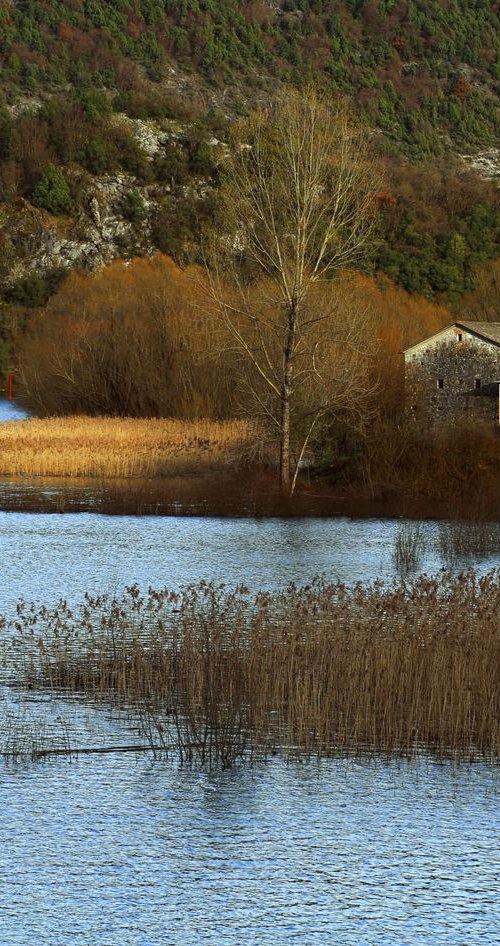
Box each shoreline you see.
[0,469,478,520]
[2,414,500,520]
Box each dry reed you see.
[5,572,500,768]
[0,416,264,478]
[393,522,427,575]
[438,521,500,567]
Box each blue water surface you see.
[0,745,498,946]
[1,399,499,946]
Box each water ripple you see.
[0,753,498,945]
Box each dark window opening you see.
[437,378,444,389]
[457,332,463,342]
[475,378,481,390]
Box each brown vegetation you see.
[460,259,500,324]
[16,255,236,419]
[0,416,263,477]
[16,254,452,419]
[17,249,499,511]
[361,418,500,519]
[8,573,500,768]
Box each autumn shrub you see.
[361,415,500,516]
[16,255,237,419]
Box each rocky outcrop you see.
[0,109,223,291]
[113,114,182,157]
[0,172,162,287]
[461,150,500,182]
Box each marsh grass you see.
[438,521,500,567]
[0,416,265,478]
[393,522,427,576]
[2,709,72,762]
[5,572,500,768]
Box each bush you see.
[113,126,152,181]
[152,143,189,186]
[186,131,216,177]
[5,275,50,308]
[4,269,67,307]
[119,189,147,224]
[31,165,71,215]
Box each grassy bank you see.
[8,572,500,767]
[0,416,263,477]
[2,415,500,521]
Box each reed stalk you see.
[393,522,427,575]
[4,573,500,768]
[438,521,500,567]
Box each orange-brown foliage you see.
[352,273,450,354]
[453,79,473,99]
[127,19,142,41]
[375,190,398,208]
[347,272,451,422]
[17,254,453,432]
[17,255,235,419]
[392,35,407,54]
[460,259,500,323]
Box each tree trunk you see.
[279,315,295,491]
[279,385,291,491]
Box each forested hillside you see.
[1,0,499,152]
[0,1,499,386]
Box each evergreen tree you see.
[32,165,71,215]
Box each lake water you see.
[1,743,499,946]
[0,511,445,614]
[1,399,499,945]
[0,395,28,422]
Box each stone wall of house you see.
[405,329,500,427]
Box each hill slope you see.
[0,1,499,382]
[0,1,498,154]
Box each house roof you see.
[458,322,500,345]
[404,321,500,355]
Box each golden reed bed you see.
[0,416,262,477]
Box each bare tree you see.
[202,87,380,492]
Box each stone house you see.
[404,322,500,426]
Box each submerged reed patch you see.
[1,709,72,762]
[393,522,427,575]
[4,572,500,768]
[0,416,264,478]
[438,521,500,567]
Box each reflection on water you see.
[0,738,498,945]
